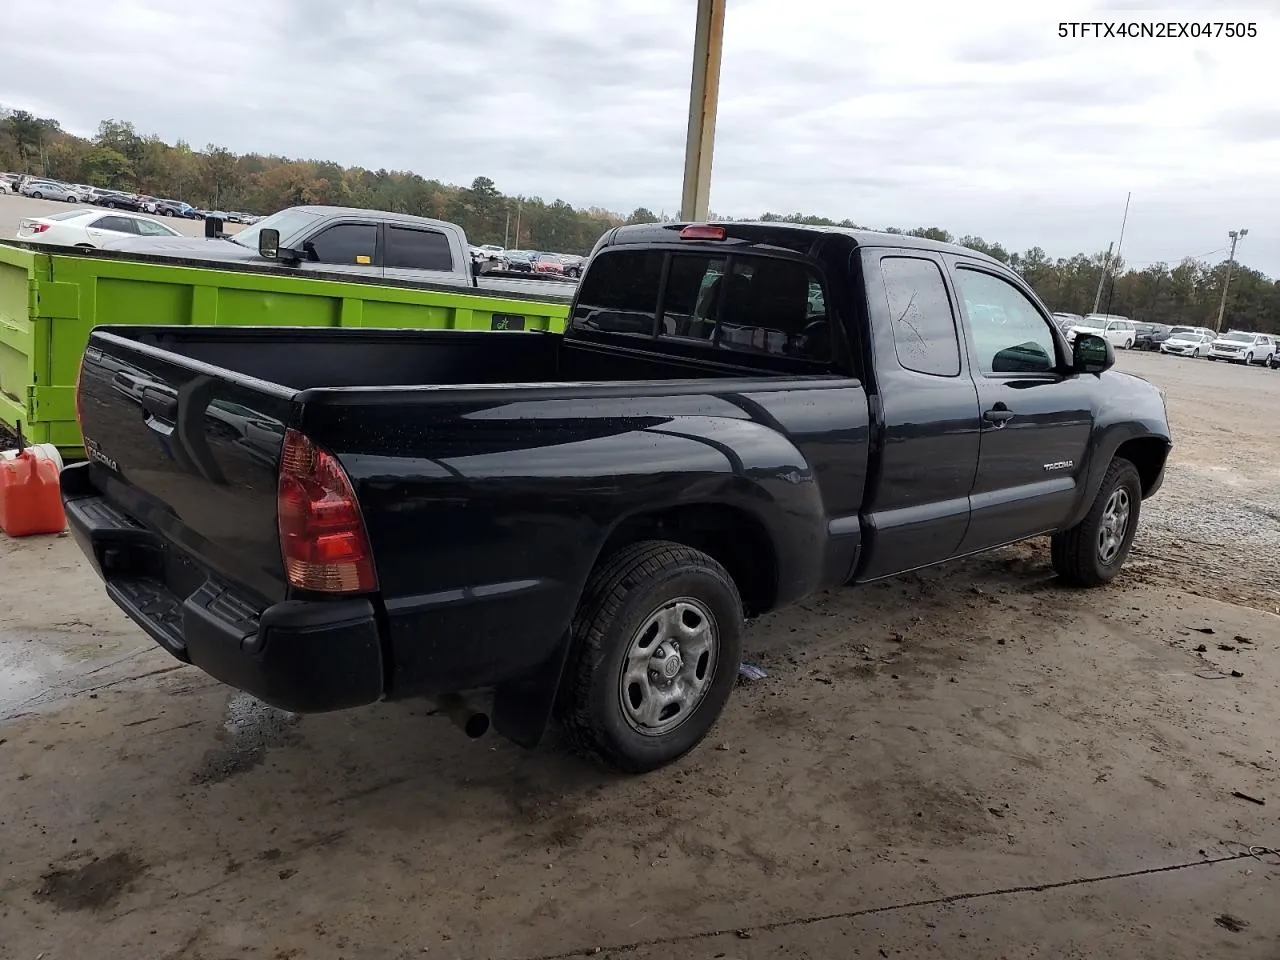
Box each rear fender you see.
[491,415,827,749]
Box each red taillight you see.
[679,224,725,240]
[277,428,377,594]
[21,221,50,234]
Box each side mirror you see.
[257,228,281,259]
[204,216,223,239]
[1073,333,1114,374]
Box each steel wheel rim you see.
[1097,487,1131,565]
[618,597,719,737]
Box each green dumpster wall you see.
[0,243,570,455]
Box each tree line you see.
[2,107,1275,334]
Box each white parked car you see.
[1208,331,1276,365]
[15,209,182,248]
[1160,330,1214,358]
[1068,314,1137,349]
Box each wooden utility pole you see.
[1214,228,1248,332]
[679,0,726,222]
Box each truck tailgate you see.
[74,331,295,604]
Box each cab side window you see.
[385,226,453,271]
[90,215,138,234]
[955,268,1058,375]
[879,256,961,377]
[305,223,377,265]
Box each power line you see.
[1126,247,1226,267]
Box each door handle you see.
[983,403,1014,427]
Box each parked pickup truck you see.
[62,221,1173,773]
[100,204,578,300]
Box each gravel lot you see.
[1,350,1278,959]
[0,193,243,240]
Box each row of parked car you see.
[469,244,587,279]
[1051,312,1279,368]
[0,173,261,224]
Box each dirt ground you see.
[2,351,1278,960]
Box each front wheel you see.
[1245,352,1254,365]
[31,191,43,199]
[559,540,743,773]
[1193,348,1202,358]
[1051,458,1142,587]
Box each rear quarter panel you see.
[298,379,870,696]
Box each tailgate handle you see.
[140,387,178,421]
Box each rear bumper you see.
[62,463,385,713]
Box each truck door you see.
[948,261,1094,553]
[853,251,982,581]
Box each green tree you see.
[199,144,238,207]
[626,206,659,224]
[78,146,135,188]
[95,119,143,166]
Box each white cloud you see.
[2,0,1278,274]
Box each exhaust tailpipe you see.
[434,694,490,739]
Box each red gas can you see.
[0,434,66,537]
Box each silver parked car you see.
[19,180,81,202]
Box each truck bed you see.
[68,323,865,722]
[0,241,573,455]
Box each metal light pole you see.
[1213,228,1248,332]
[680,0,726,222]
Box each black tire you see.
[1051,458,1142,587]
[105,200,116,208]
[559,540,743,773]
[31,191,43,199]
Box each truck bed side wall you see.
[298,373,870,698]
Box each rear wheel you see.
[1051,458,1142,587]
[31,191,43,199]
[560,540,743,773]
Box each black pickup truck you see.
[63,222,1172,772]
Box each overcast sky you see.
[3,0,1279,275]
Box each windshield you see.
[1221,332,1253,343]
[230,208,322,248]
